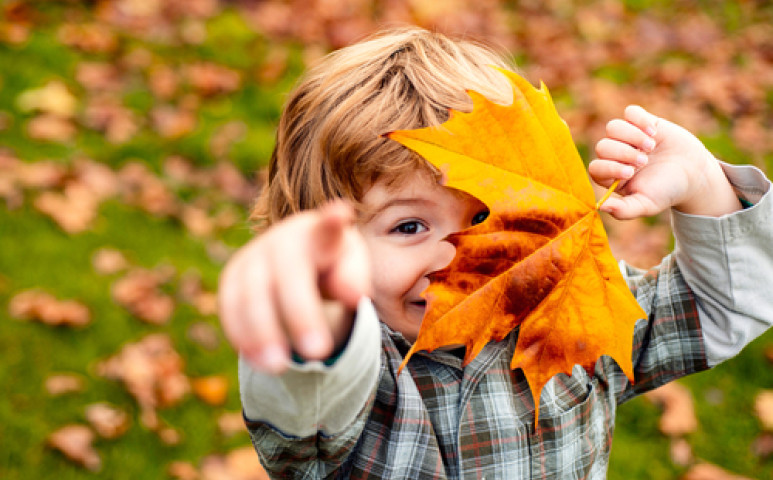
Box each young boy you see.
[218,27,773,478]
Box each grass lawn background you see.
[1,1,771,478]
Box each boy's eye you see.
[471,210,489,226]
[392,221,427,235]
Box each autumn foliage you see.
[2,0,773,478]
[389,69,645,418]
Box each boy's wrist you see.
[673,153,743,217]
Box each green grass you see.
[1,1,772,478]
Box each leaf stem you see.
[595,180,620,211]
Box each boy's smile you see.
[357,170,489,343]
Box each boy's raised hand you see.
[590,105,741,219]
[218,201,371,374]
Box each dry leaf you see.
[15,160,67,189]
[92,248,129,275]
[646,382,698,436]
[682,463,753,480]
[75,62,123,92]
[118,161,178,217]
[159,426,182,445]
[148,64,180,100]
[9,289,91,327]
[112,267,176,324]
[34,183,99,233]
[187,321,221,350]
[200,446,270,480]
[388,68,644,419]
[45,374,85,396]
[73,158,120,200]
[181,205,215,237]
[47,424,101,471]
[151,105,196,139]
[82,95,140,143]
[670,437,693,467]
[169,461,200,480]
[192,376,229,406]
[217,411,247,437]
[754,390,773,431]
[178,272,219,316]
[17,80,78,117]
[184,62,241,97]
[97,333,190,429]
[210,122,247,159]
[26,114,77,142]
[58,23,118,53]
[752,432,773,459]
[85,402,131,439]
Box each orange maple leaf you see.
[387,68,646,420]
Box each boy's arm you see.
[671,162,773,366]
[239,298,381,437]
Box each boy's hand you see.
[218,201,371,374]
[590,105,742,220]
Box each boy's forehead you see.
[358,169,480,220]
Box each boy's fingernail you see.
[299,332,328,358]
[258,345,287,373]
[636,153,649,166]
[622,166,635,178]
[645,125,657,137]
[642,137,656,152]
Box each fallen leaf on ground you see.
[47,424,101,471]
[159,425,182,445]
[670,437,693,467]
[178,272,219,316]
[646,382,698,436]
[82,94,140,143]
[112,267,176,324]
[15,159,68,189]
[96,333,190,430]
[34,184,99,233]
[388,68,644,420]
[754,390,773,431]
[85,402,131,439]
[17,80,78,117]
[151,105,196,139]
[200,446,269,480]
[752,432,773,458]
[192,376,229,406]
[187,321,221,350]
[184,62,241,96]
[92,248,129,275]
[217,411,247,437]
[9,290,91,327]
[682,463,753,480]
[168,461,200,480]
[45,374,85,396]
[26,114,77,142]
[58,23,118,53]
[118,161,179,216]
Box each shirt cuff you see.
[671,162,773,366]
[239,297,381,437]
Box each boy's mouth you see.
[409,300,427,309]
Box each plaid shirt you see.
[246,253,708,479]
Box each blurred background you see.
[0,0,771,478]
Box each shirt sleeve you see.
[238,298,381,476]
[613,162,772,403]
[671,162,773,366]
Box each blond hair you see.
[252,26,517,228]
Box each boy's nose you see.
[429,239,456,274]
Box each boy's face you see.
[357,171,489,342]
